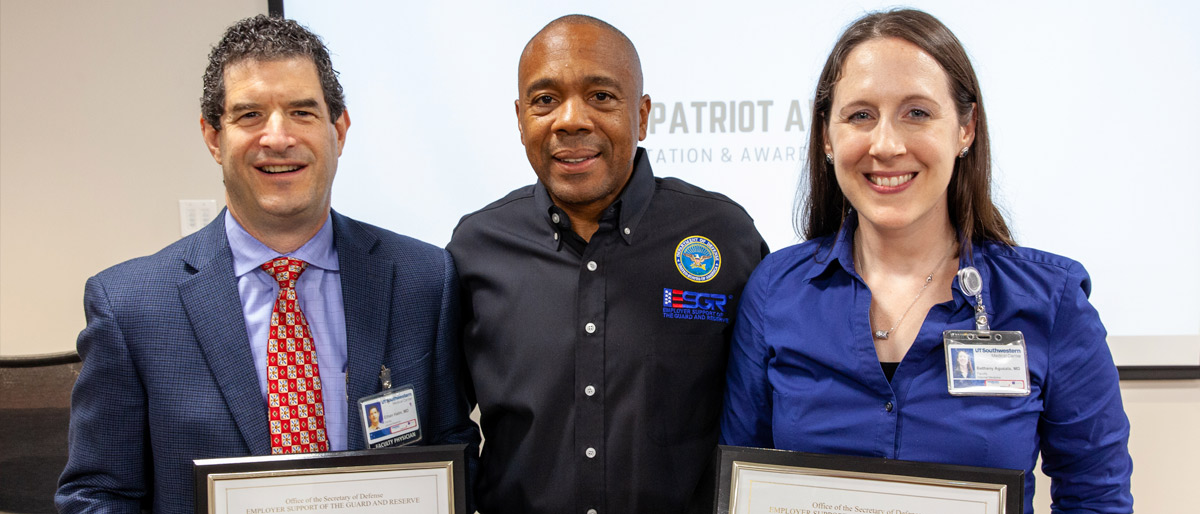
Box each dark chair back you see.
[0,351,82,514]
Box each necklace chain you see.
[860,242,954,341]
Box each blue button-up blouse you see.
[720,220,1133,512]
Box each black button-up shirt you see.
[448,148,768,514]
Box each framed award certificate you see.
[194,444,466,514]
[714,446,1023,514]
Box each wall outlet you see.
[179,199,218,237]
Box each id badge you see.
[944,330,1031,397]
[357,385,422,449]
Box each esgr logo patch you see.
[663,288,731,323]
[674,235,721,283]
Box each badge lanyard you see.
[357,364,423,448]
[944,267,1031,397]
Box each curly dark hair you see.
[201,14,345,129]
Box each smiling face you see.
[957,350,971,367]
[368,407,380,426]
[516,22,651,218]
[202,57,349,238]
[824,37,974,236]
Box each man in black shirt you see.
[447,15,768,514]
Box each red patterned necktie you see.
[262,257,328,454]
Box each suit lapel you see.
[179,214,271,455]
[333,212,391,450]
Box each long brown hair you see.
[797,9,1014,248]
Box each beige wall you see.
[0,1,1196,511]
[1031,380,1199,513]
[0,0,260,357]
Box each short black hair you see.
[201,14,345,129]
[522,14,643,96]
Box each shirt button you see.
[585,447,597,458]
[584,385,596,396]
[586,261,597,271]
[552,213,561,223]
[553,232,559,241]
[585,322,596,334]
[587,510,598,514]
[623,227,631,235]
[885,401,894,412]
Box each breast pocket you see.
[646,328,730,446]
[387,350,432,390]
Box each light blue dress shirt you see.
[720,217,1133,513]
[225,211,349,451]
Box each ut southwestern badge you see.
[945,267,1031,397]
[674,235,721,283]
[945,332,1031,396]
[358,379,422,449]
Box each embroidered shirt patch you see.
[662,288,731,322]
[674,235,721,283]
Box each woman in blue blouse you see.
[719,9,1132,512]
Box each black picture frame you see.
[194,443,466,514]
[713,445,1023,514]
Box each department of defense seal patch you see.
[674,235,721,283]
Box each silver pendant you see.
[874,330,889,340]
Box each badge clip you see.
[957,266,990,333]
[379,364,392,390]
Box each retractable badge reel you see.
[944,267,1031,396]
[357,364,423,449]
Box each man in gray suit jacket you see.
[56,15,477,513]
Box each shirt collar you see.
[615,147,655,243]
[803,214,859,282]
[534,147,655,249]
[804,215,997,320]
[225,210,339,277]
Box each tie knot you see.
[261,257,308,288]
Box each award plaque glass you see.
[714,445,1023,514]
[194,443,466,514]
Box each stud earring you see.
[959,147,969,158]
[825,154,834,164]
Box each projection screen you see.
[281,0,1200,371]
